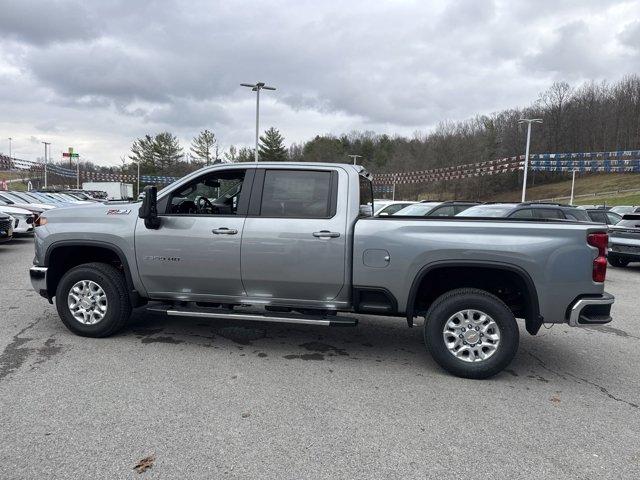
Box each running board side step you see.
[147,305,358,327]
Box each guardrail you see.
[539,187,640,203]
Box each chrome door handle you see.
[313,230,340,238]
[212,227,238,235]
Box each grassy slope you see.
[488,173,640,204]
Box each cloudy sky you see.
[1,0,638,166]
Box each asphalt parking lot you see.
[1,238,639,479]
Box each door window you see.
[588,211,608,223]
[509,209,534,218]
[260,170,333,218]
[606,212,622,225]
[429,205,456,216]
[535,209,565,219]
[167,169,246,215]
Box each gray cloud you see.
[0,0,638,165]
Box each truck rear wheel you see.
[424,288,519,379]
[55,262,132,337]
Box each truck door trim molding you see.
[406,260,542,334]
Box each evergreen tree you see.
[129,134,155,171]
[190,129,216,165]
[236,147,255,162]
[258,127,287,161]
[153,132,183,173]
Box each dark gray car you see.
[457,202,591,221]
[608,214,640,267]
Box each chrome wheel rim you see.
[67,280,108,325]
[442,309,501,363]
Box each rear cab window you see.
[260,169,336,218]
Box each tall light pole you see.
[348,154,362,165]
[518,118,542,202]
[41,141,51,188]
[241,82,276,162]
[8,137,12,159]
[570,169,577,205]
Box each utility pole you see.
[41,141,50,188]
[518,118,542,202]
[8,137,12,159]
[240,82,276,162]
[570,169,577,205]
[131,160,140,198]
[348,154,362,165]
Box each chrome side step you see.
[146,305,358,327]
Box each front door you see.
[135,168,251,300]
[241,168,347,302]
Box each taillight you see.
[34,215,47,227]
[587,232,608,282]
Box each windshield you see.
[377,202,414,215]
[610,206,636,214]
[24,192,59,203]
[456,205,514,217]
[4,192,34,203]
[394,202,440,216]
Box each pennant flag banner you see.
[2,150,639,188]
[530,158,640,173]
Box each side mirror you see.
[359,204,373,217]
[138,185,161,229]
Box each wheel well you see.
[409,265,541,334]
[46,245,135,301]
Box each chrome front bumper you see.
[568,292,614,327]
[29,266,48,298]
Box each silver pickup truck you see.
[29,163,614,378]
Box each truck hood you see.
[42,201,140,220]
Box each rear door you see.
[240,167,347,302]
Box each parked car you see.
[0,212,13,243]
[30,162,613,379]
[373,199,395,215]
[608,214,640,267]
[0,205,35,235]
[375,201,417,216]
[609,205,640,215]
[0,192,55,212]
[583,208,621,225]
[456,202,591,221]
[394,201,479,217]
[0,196,51,219]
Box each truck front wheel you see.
[55,262,132,337]
[424,288,519,379]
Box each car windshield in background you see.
[377,203,414,215]
[617,218,640,229]
[610,206,637,215]
[394,202,440,216]
[456,205,513,217]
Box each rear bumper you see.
[567,292,614,327]
[29,266,48,298]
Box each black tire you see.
[424,288,519,379]
[55,262,132,337]
[608,255,629,268]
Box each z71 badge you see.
[106,209,132,215]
